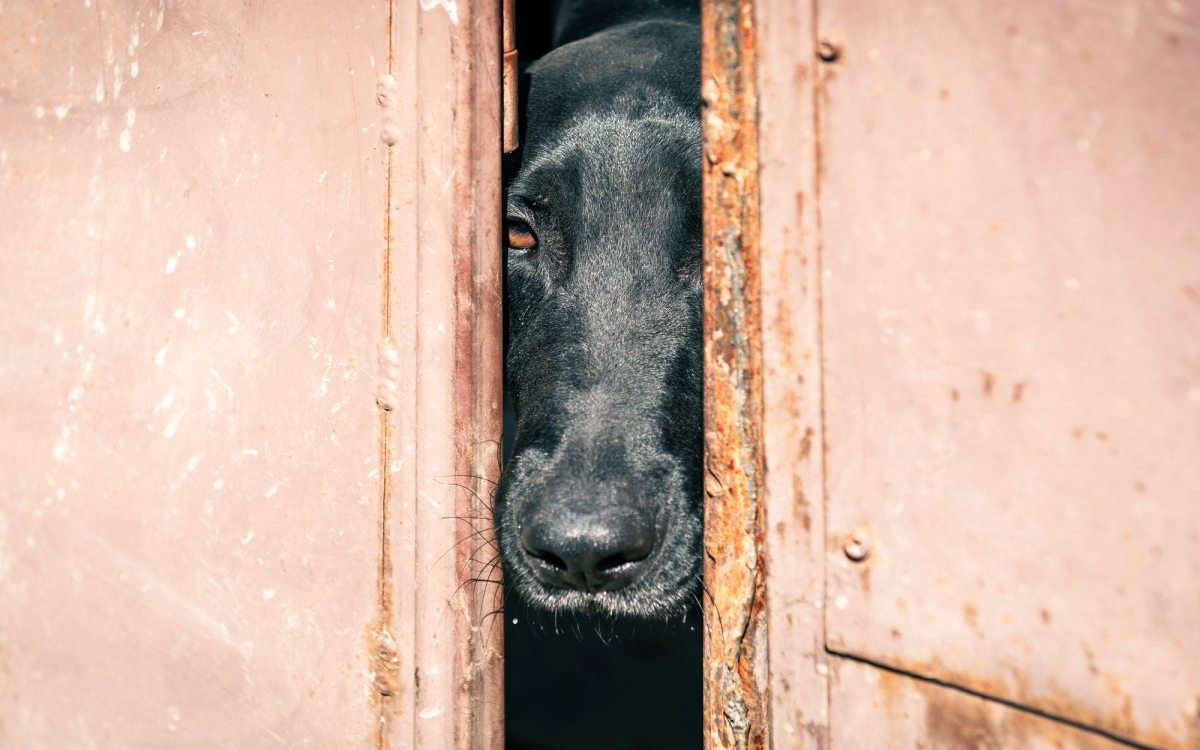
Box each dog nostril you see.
[528,548,568,571]
[595,546,650,573]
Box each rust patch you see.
[369,624,403,698]
[858,564,872,593]
[963,602,979,630]
[981,370,997,397]
[702,0,769,747]
[1011,381,1028,403]
[836,649,1191,750]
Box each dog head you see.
[497,20,702,619]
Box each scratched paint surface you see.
[818,2,1200,747]
[831,657,1136,750]
[0,0,388,745]
[378,1,504,748]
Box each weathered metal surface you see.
[831,657,1138,750]
[0,0,388,745]
[818,1,1200,747]
[701,0,769,748]
[754,0,830,747]
[380,0,504,748]
[503,0,519,153]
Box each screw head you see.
[843,529,871,562]
[817,39,843,63]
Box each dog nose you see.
[519,510,655,592]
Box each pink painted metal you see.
[754,0,831,747]
[0,1,503,748]
[817,1,1200,747]
[0,0,388,745]
[830,658,1133,750]
[378,0,504,748]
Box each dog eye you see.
[506,219,538,251]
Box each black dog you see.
[498,0,702,619]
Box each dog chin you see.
[509,568,700,621]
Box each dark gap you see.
[501,2,703,748]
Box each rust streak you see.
[450,1,505,747]
[702,0,769,748]
[371,2,399,748]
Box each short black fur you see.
[498,0,702,620]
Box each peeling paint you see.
[418,0,459,26]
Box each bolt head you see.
[843,529,871,562]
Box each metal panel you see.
[0,0,387,745]
[0,1,503,747]
[754,0,831,747]
[830,657,1135,750]
[818,2,1200,747]
[379,1,504,748]
[701,0,770,748]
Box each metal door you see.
[0,1,503,747]
[704,0,1200,748]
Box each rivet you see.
[817,39,842,63]
[843,529,870,562]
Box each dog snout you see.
[519,505,655,593]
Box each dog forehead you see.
[524,19,699,134]
[512,113,698,202]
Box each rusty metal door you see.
[817,1,1200,747]
[704,0,1200,748]
[0,1,502,747]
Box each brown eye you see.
[506,219,538,250]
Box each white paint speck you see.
[54,104,70,120]
[33,104,46,119]
[130,60,139,78]
[164,417,179,439]
[213,478,225,491]
[264,483,279,498]
[262,587,277,601]
[240,530,256,545]
[155,345,168,367]
[53,425,73,461]
[185,234,196,250]
[418,707,443,720]
[835,594,849,610]
[210,369,235,399]
[418,0,459,24]
[173,307,186,319]
[118,109,135,152]
[158,392,175,410]
[165,254,179,274]
[226,310,240,333]
[186,454,200,472]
